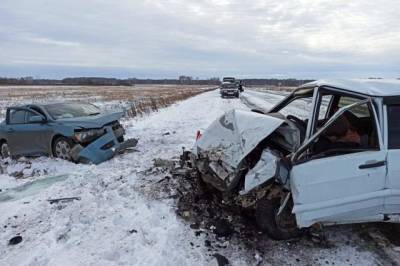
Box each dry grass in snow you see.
[0,85,215,119]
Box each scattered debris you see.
[153,158,175,169]
[213,219,234,238]
[48,197,81,204]
[213,253,229,266]
[10,171,24,179]
[8,235,23,246]
[163,164,268,250]
[156,176,170,184]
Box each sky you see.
[0,0,399,79]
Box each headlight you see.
[74,128,105,143]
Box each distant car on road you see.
[0,103,137,164]
[220,77,243,98]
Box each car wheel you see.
[53,137,74,161]
[255,198,303,240]
[0,142,10,159]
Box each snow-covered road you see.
[0,89,393,265]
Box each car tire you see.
[255,198,303,240]
[0,141,10,159]
[52,137,75,161]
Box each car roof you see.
[301,79,400,97]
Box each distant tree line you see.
[0,76,313,87]
[241,78,314,87]
[1,76,398,86]
[0,76,221,86]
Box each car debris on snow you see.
[8,236,23,246]
[213,253,230,266]
[47,197,81,204]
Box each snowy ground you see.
[0,89,399,265]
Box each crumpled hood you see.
[194,109,285,169]
[55,112,123,129]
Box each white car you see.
[191,79,400,240]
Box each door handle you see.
[359,160,386,169]
[7,128,14,133]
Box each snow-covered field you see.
[0,85,213,120]
[0,89,398,265]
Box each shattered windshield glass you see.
[45,103,101,120]
[279,97,313,120]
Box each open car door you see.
[290,100,387,228]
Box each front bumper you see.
[70,126,138,164]
[221,90,238,96]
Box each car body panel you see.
[304,79,400,97]
[194,109,285,190]
[195,109,285,169]
[7,122,52,156]
[291,150,387,227]
[242,149,290,194]
[55,112,123,129]
[70,126,138,164]
[383,104,400,215]
[383,150,400,213]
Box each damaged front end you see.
[176,109,304,240]
[70,122,138,164]
[191,109,299,196]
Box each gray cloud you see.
[0,0,398,78]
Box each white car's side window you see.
[297,101,380,161]
[387,105,400,149]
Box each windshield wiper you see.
[89,112,101,116]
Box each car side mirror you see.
[29,115,46,123]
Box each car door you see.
[384,104,400,216]
[290,100,387,228]
[7,108,51,156]
[24,109,53,155]
[6,108,29,155]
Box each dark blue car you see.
[0,102,137,164]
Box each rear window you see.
[388,105,400,149]
[338,96,368,118]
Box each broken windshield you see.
[45,103,101,120]
[278,97,313,120]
